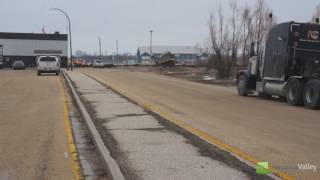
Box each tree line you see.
[206,0,275,79]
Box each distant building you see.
[140,52,154,65]
[137,46,208,65]
[0,32,68,67]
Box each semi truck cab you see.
[237,21,320,109]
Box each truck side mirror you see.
[250,42,255,57]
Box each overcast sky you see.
[1,0,319,54]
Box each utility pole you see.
[318,6,320,23]
[116,40,119,64]
[98,36,102,57]
[116,40,119,56]
[149,30,153,59]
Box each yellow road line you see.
[84,72,295,180]
[59,77,83,180]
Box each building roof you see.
[0,32,67,41]
[138,46,203,55]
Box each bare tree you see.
[252,0,274,61]
[240,6,253,65]
[311,4,320,23]
[207,5,232,79]
[206,0,276,79]
[253,0,265,60]
[229,0,242,64]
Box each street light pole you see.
[116,40,119,64]
[149,30,153,58]
[98,36,102,57]
[50,8,73,71]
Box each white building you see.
[0,32,68,67]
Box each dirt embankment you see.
[117,66,236,86]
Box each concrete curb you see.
[62,70,125,180]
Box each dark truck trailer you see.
[237,21,320,109]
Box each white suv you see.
[93,60,104,68]
[37,56,60,76]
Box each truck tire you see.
[303,79,320,109]
[286,79,303,106]
[237,75,248,96]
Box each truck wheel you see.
[286,79,303,106]
[37,71,41,76]
[237,75,248,96]
[303,79,320,109]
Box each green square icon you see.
[256,162,271,175]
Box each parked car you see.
[0,58,3,69]
[36,56,60,76]
[87,62,93,66]
[12,60,26,70]
[93,60,104,68]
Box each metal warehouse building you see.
[137,46,208,65]
[0,32,68,68]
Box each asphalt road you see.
[67,71,257,180]
[0,70,74,180]
[80,68,320,180]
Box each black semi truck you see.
[237,21,320,109]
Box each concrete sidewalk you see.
[66,70,266,180]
